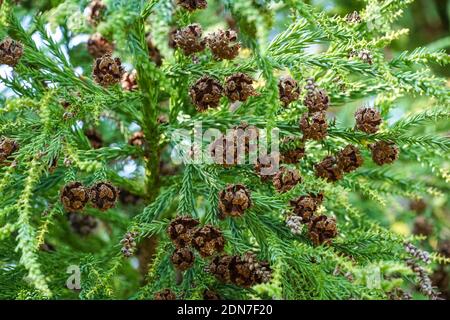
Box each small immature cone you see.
[0,38,23,66]
[0,137,19,165]
[167,216,200,248]
[89,181,119,211]
[355,107,382,134]
[336,144,363,173]
[173,24,206,56]
[189,75,223,111]
[206,29,240,60]
[218,184,252,218]
[278,76,300,107]
[300,111,328,141]
[68,212,98,236]
[191,225,225,257]
[61,182,90,212]
[303,78,329,113]
[315,156,344,182]
[176,0,207,11]
[121,70,138,91]
[308,215,338,246]
[92,54,124,87]
[171,247,195,271]
[289,193,324,224]
[224,73,258,102]
[272,166,302,193]
[369,141,399,166]
[154,289,176,300]
[87,33,114,58]
[86,0,106,26]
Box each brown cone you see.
[154,289,176,300]
[68,212,97,236]
[308,215,338,245]
[0,38,23,66]
[355,107,382,134]
[336,144,363,173]
[289,193,324,224]
[224,73,257,102]
[280,138,305,164]
[300,111,328,141]
[61,182,89,212]
[278,76,300,107]
[173,24,206,56]
[208,255,232,283]
[86,0,106,26]
[171,247,195,271]
[315,156,344,182]
[409,198,426,214]
[206,29,240,60]
[92,54,124,87]
[176,0,207,11]
[303,78,329,113]
[128,131,145,147]
[254,153,280,181]
[272,166,302,193]
[87,33,114,58]
[218,184,252,218]
[0,137,19,165]
[89,181,119,211]
[189,75,223,111]
[191,225,225,257]
[167,216,200,248]
[369,141,399,165]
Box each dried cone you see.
[303,78,329,113]
[308,215,338,245]
[203,289,221,300]
[0,38,23,66]
[208,255,232,282]
[336,144,363,173]
[190,75,223,111]
[173,24,206,56]
[146,34,163,66]
[300,112,328,141]
[369,141,399,166]
[121,70,138,91]
[86,0,106,26]
[315,156,344,182]
[272,166,302,193]
[192,225,225,257]
[0,137,19,165]
[61,182,90,212]
[176,0,207,11]
[68,212,97,236]
[218,184,252,218]
[224,73,257,102]
[289,193,324,224]
[278,76,300,107]
[154,289,176,300]
[355,107,382,134]
[167,216,200,248]
[413,216,433,237]
[87,33,114,58]
[228,253,272,287]
[89,181,119,211]
[92,54,124,87]
[128,131,145,147]
[280,138,305,164]
[206,29,240,60]
[171,247,195,271]
[254,153,280,181]
[85,128,103,149]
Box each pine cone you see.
[203,289,221,300]
[86,0,106,26]
[315,156,344,182]
[369,141,399,166]
[409,198,426,214]
[121,231,138,258]
[154,289,176,300]
[208,255,232,282]
[254,153,280,181]
[218,184,252,218]
[308,215,338,245]
[68,212,97,235]
[176,0,207,11]
[355,107,382,134]
[229,253,272,287]
[173,24,206,56]
[89,181,119,211]
[146,34,163,66]
[85,128,103,149]
[289,193,324,224]
[336,144,363,173]
[167,216,200,248]
[92,54,124,87]
[278,76,300,107]
[0,37,23,66]
[272,166,302,193]
[413,216,433,237]
[121,70,138,91]
[206,29,240,60]
[345,11,362,24]
[87,33,114,58]
[61,182,90,212]
[128,131,145,147]
[189,75,223,111]
[280,138,305,164]
[171,247,195,271]
[300,111,328,141]
[192,225,225,257]
[303,78,329,113]
[224,73,257,102]
[0,137,19,165]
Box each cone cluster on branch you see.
[314,144,363,182]
[60,181,118,212]
[0,137,19,166]
[0,37,23,66]
[289,193,324,224]
[218,184,252,218]
[60,182,90,212]
[68,212,97,236]
[92,54,124,87]
[121,231,138,258]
